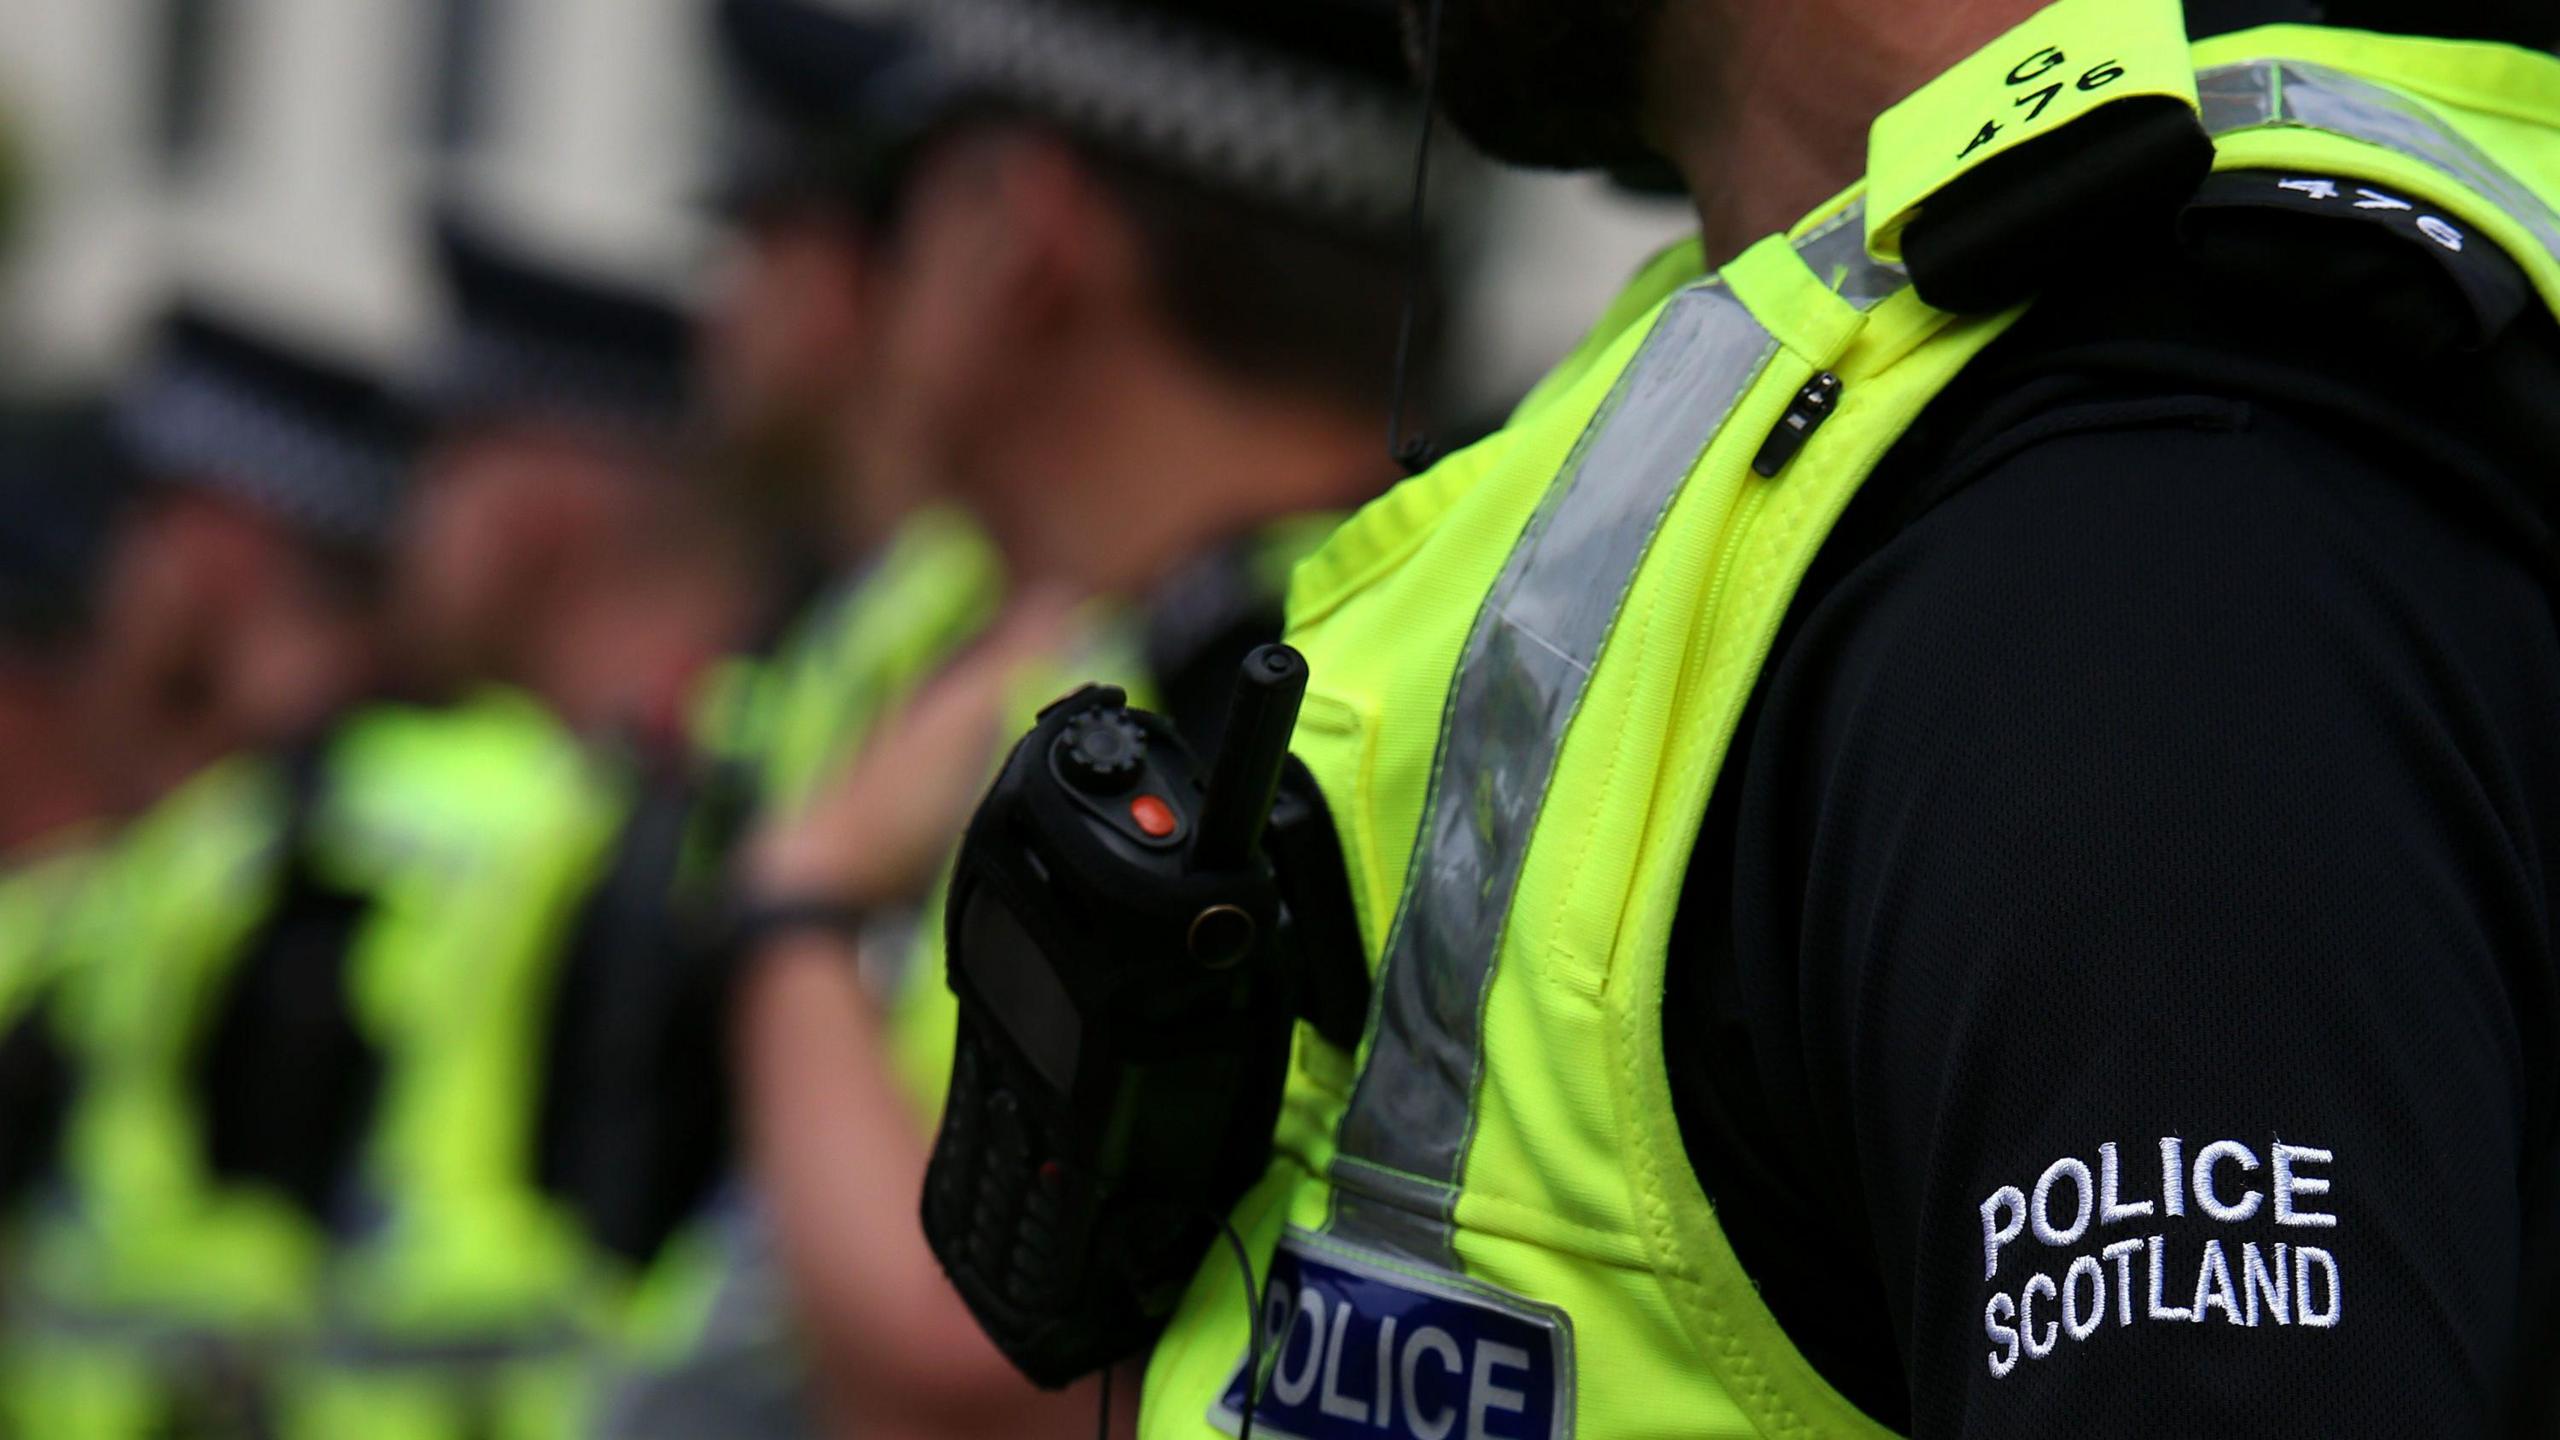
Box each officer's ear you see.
[874,128,1066,373]
[970,132,1147,355]
[102,492,281,742]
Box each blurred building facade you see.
[0,0,714,388]
[0,0,1685,424]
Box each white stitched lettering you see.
[2101,1239,2144,1327]
[2098,1142,2153,1224]
[2273,1143,2336,1227]
[1982,1186,2027,1279]
[2021,1273,2059,1359]
[1985,1292,2020,1378]
[2193,1140,2263,1222]
[2192,1239,2245,1326]
[2033,1158,2094,1247]
[2244,1242,2289,1326]
[2062,1255,2105,1341]
[2147,1236,2193,1321]
[2296,1246,2343,1328]
[1978,1137,2344,1377]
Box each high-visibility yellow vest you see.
[1139,8,2560,1437]
[754,507,1003,812]
[279,692,624,1440]
[4,697,612,1440]
[5,757,326,1440]
[0,833,97,1028]
[0,830,102,1217]
[309,517,996,1440]
[590,509,999,1439]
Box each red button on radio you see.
[1129,794,1178,839]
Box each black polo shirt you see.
[1668,175,2560,1437]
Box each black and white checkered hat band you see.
[431,325,687,437]
[924,0,1418,230]
[120,364,407,544]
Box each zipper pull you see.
[1751,372,1844,478]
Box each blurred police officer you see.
[700,0,900,574]
[4,305,428,1439]
[275,212,754,1440]
[79,312,412,814]
[0,403,127,1222]
[721,1,1437,1435]
[577,12,1012,1440]
[399,211,750,745]
[0,404,122,850]
[705,0,1002,812]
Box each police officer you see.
[1072,0,2557,1437]
[0,405,122,851]
[282,211,744,1440]
[723,1,1435,1434]
[704,0,1001,812]
[4,304,429,1438]
[77,310,415,814]
[0,403,127,1217]
[399,210,750,747]
[577,12,1007,1438]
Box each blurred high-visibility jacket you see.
[305,513,998,1440]
[748,507,1003,815]
[0,830,101,1220]
[280,691,627,1440]
[1134,8,2560,1438]
[6,694,611,1440]
[588,507,999,1440]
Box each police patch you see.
[1210,1229,1574,1440]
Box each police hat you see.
[913,0,1423,235]
[0,402,130,646]
[428,212,695,438]
[714,0,937,215]
[117,307,421,547]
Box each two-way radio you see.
[923,644,1361,1389]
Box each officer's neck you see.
[978,348,1387,600]
[1644,0,2047,266]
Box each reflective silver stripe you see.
[2198,59,2560,266]
[1329,211,1900,1266]
[1794,203,1912,311]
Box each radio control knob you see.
[1057,712,1148,794]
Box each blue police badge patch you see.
[1210,1229,1575,1440]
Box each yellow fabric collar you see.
[1866,0,2198,262]
[2193,23,2560,129]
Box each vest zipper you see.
[1750,372,1844,478]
